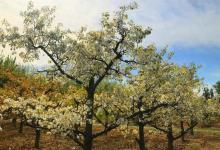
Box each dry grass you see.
[0,121,220,150]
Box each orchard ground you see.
[0,120,220,150]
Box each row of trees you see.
[0,2,220,150]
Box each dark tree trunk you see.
[83,119,93,150]
[190,127,194,136]
[35,128,41,149]
[83,86,94,150]
[167,124,174,150]
[137,124,146,150]
[12,118,16,128]
[167,134,174,150]
[19,120,23,133]
[137,96,146,150]
[190,119,194,136]
[180,121,185,142]
[104,109,109,136]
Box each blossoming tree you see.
[0,2,157,149]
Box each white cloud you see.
[132,0,220,47]
[0,0,131,28]
[0,0,220,65]
[0,0,219,46]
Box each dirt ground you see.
[0,121,220,150]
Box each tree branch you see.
[92,123,119,139]
[127,102,177,119]
[28,38,83,85]
[94,33,126,89]
[173,122,198,140]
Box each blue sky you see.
[171,44,220,86]
[0,0,220,86]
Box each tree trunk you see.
[190,119,194,136]
[35,128,41,149]
[167,134,174,150]
[190,127,194,136]
[138,124,146,150]
[19,120,23,133]
[180,121,185,142]
[137,96,146,150]
[167,124,174,150]
[12,118,16,128]
[83,88,94,150]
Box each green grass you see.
[194,127,220,136]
